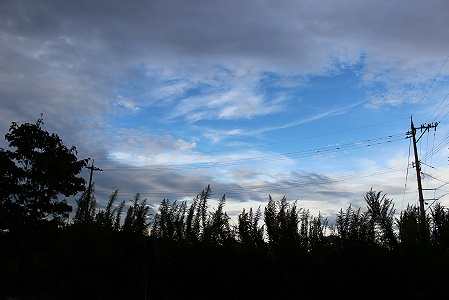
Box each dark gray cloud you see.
[3,0,448,79]
[2,0,448,129]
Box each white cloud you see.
[196,100,365,143]
[115,96,141,113]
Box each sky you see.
[1,0,449,223]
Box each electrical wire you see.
[402,137,412,211]
[415,54,449,115]
[425,193,449,212]
[96,133,406,171]
[439,107,449,124]
[430,130,436,167]
[421,172,449,185]
[197,117,409,155]
[421,131,449,162]
[91,163,410,198]
[423,129,430,188]
[86,132,411,200]
[429,91,449,123]
[80,118,427,203]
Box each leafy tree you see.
[123,193,150,235]
[0,148,23,229]
[95,190,125,231]
[185,194,198,243]
[152,199,188,241]
[152,198,177,239]
[0,116,87,229]
[365,189,397,249]
[113,196,126,231]
[204,194,233,245]
[430,202,449,251]
[397,204,430,252]
[238,206,265,250]
[307,212,328,251]
[264,195,300,250]
[185,185,211,244]
[263,196,329,253]
[171,200,188,240]
[152,187,234,246]
[335,190,397,250]
[335,205,374,248]
[264,195,282,248]
[73,184,97,225]
[299,208,310,249]
[196,185,210,238]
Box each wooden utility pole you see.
[86,159,103,201]
[407,117,438,224]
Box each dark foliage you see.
[0,117,87,231]
[2,121,449,299]
[2,185,449,299]
[238,206,265,250]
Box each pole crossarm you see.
[406,122,438,142]
[86,159,103,201]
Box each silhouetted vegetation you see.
[2,119,449,299]
[0,116,87,232]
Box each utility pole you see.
[86,159,103,201]
[407,117,438,225]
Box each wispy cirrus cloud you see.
[170,87,284,122]
[197,100,365,143]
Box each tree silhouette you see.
[430,202,449,251]
[397,204,430,252]
[0,116,87,230]
[3,178,449,299]
[203,194,233,245]
[334,190,398,250]
[237,206,265,250]
[307,212,328,251]
[264,195,302,252]
[335,205,374,248]
[365,189,397,249]
[152,198,182,240]
[184,185,211,244]
[123,193,150,235]
[1,115,448,300]
[73,184,97,225]
[95,190,125,231]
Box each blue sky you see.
[1,0,449,221]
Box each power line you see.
[429,91,449,123]
[425,192,449,212]
[97,133,406,171]
[440,110,449,124]
[415,54,449,115]
[82,118,424,203]
[198,117,409,154]
[402,137,412,211]
[421,172,449,185]
[91,163,410,198]
[421,131,449,162]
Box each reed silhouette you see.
[2,119,449,299]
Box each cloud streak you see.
[197,100,365,142]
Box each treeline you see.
[1,118,449,299]
[2,184,449,299]
[72,183,449,255]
